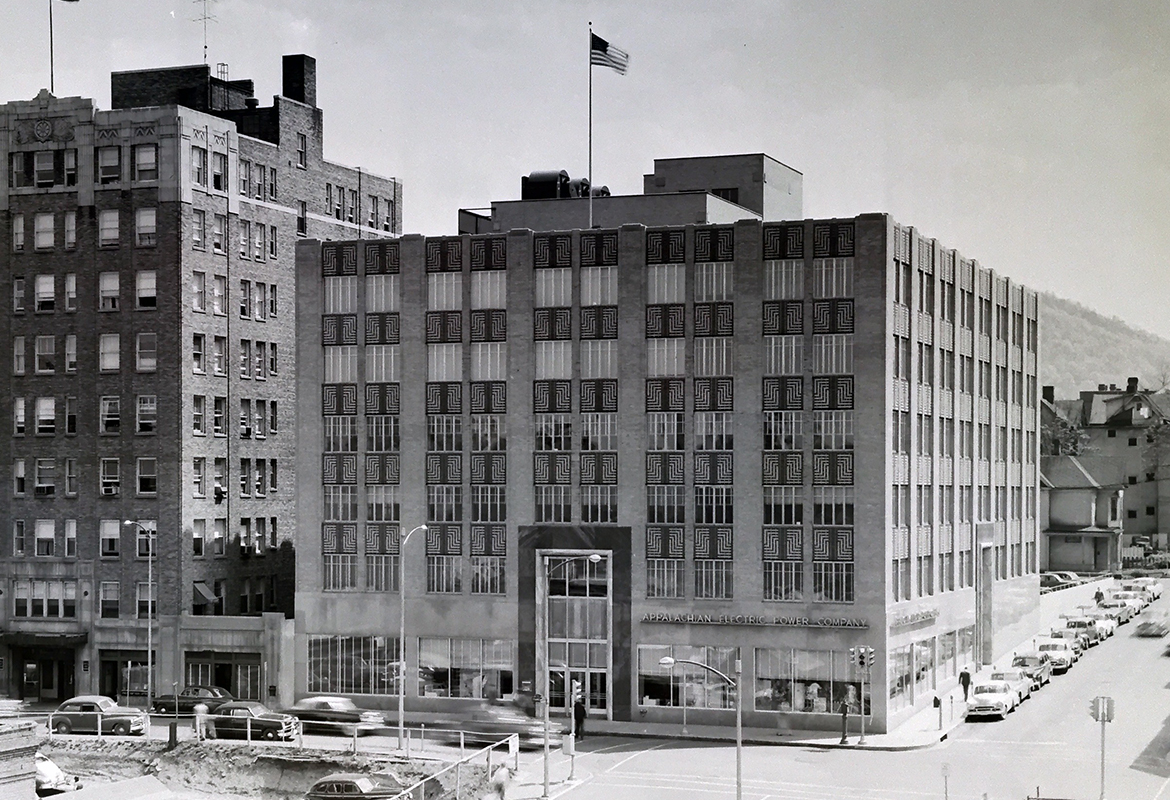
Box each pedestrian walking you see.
[573,698,587,740]
[485,765,512,800]
[959,665,971,702]
[1094,587,1105,605]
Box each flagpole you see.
[588,21,593,230]
[49,0,55,93]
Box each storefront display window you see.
[418,638,515,700]
[753,648,869,714]
[913,636,936,697]
[888,644,913,712]
[957,625,975,668]
[638,644,738,710]
[307,635,400,695]
[937,631,957,681]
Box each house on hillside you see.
[1040,455,1124,572]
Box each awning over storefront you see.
[0,631,88,647]
[193,581,217,606]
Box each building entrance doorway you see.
[16,649,75,702]
[537,551,612,720]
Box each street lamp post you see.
[397,524,427,750]
[123,521,154,712]
[660,656,742,800]
[542,552,601,800]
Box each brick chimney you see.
[1127,376,1139,393]
[282,54,317,107]
[1042,385,1055,405]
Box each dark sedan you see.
[50,695,148,736]
[282,696,384,736]
[150,685,235,714]
[206,701,301,741]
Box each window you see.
[367,274,399,312]
[35,336,55,374]
[427,415,462,451]
[213,396,226,435]
[471,271,506,309]
[695,412,733,451]
[12,520,25,556]
[11,214,24,252]
[13,397,24,435]
[647,485,686,524]
[211,152,227,191]
[268,343,278,375]
[13,459,26,496]
[297,201,307,235]
[296,133,307,167]
[193,458,206,497]
[580,413,616,451]
[135,208,156,246]
[254,165,265,200]
[238,220,250,259]
[193,519,205,557]
[581,485,617,523]
[367,415,400,451]
[813,561,854,603]
[764,559,803,602]
[764,411,802,450]
[534,414,571,451]
[62,212,75,250]
[13,336,26,375]
[192,395,206,434]
[136,332,157,372]
[192,334,205,373]
[35,397,55,435]
[269,285,278,317]
[639,645,739,710]
[33,274,54,312]
[136,395,157,434]
[213,336,227,374]
[64,273,76,309]
[212,519,226,556]
[35,459,56,497]
[99,334,119,371]
[191,271,207,311]
[34,213,54,250]
[534,485,571,523]
[763,486,803,525]
[269,225,277,259]
[254,226,265,261]
[96,146,120,183]
[210,213,226,253]
[137,458,158,495]
[766,336,803,375]
[647,339,684,377]
[238,160,250,195]
[136,270,157,308]
[100,396,120,434]
[192,146,207,185]
[581,266,617,306]
[813,487,854,525]
[427,343,462,382]
[695,486,734,524]
[34,151,55,187]
[191,209,206,250]
[534,269,570,307]
[469,342,503,381]
[812,334,852,373]
[814,411,854,450]
[694,338,732,376]
[100,581,119,617]
[132,143,158,181]
[98,209,118,246]
[695,558,733,600]
[647,264,684,304]
[99,458,120,495]
[99,272,119,310]
[64,519,76,556]
[647,412,684,451]
[212,275,226,314]
[137,581,157,619]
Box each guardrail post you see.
[486,743,492,774]
[47,714,53,740]
[352,724,358,754]
[405,727,410,758]
[246,716,252,742]
[420,723,425,752]
[96,712,102,738]
[460,730,465,761]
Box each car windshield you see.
[973,684,1006,695]
[991,671,1022,681]
[1012,657,1038,667]
[96,697,117,710]
[1038,644,1064,651]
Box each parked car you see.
[1129,577,1164,599]
[989,669,1032,702]
[1041,574,1073,590]
[1010,653,1054,688]
[1065,618,1103,646]
[35,752,81,796]
[1120,583,1157,604]
[1036,640,1075,672]
[1136,614,1170,638]
[1082,610,1119,638]
[282,696,384,736]
[966,681,1018,720]
[1047,628,1085,657]
[1099,598,1137,622]
[304,772,441,800]
[150,685,235,714]
[1050,571,1083,584]
[1111,591,1149,611]
[50,696,148,736]
[206,701,301,741]
[446,702,554,748]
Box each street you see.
[512,596,1170,800]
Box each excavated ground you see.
[41,738,491,799]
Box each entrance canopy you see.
[0,632,88,647]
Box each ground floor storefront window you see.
[637,644,738,709]
[418,638,514,700]
[307,635,400,695]
[754,648,869,714]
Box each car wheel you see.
[112,721,130,736]
[262,728,277,741]
[54,720,71,735]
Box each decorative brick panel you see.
[812,452,854,485]
[694,378,733,412]
[534,234,571,268]
[322,454,358,485]
[323,384,357,415]
[534,308,572,340]
[645,379,685,412]
[470,237,506,270]
[365,312,400,344]
[645,453,685,485]
[469,381,506,414]
[762,377,802,411]
[364,240,399,274]
[580,453,618,485]
[426,524,463,555]
[695,527,733,559]
[812,300,854,334]
[470,525,506,556]
[580,306,618,339]
[533,380,571,413]
[426,310,463,343]
[364,453,400,484]
[580,379,618,413]
[646,230,685,264]
[425,382,462,414]
[470,310,506,342]
[813,528,853,562]
[646,526,684,559]
[694,453,733,485]
[762,301,803,335]
[322,523,358,553]
[812,222,855,258]
[694,302,733,337]
[533,453,571,484]
[763,527,803,560]
[470,453,506,485]
[322,242,358,276]
[694,227,734,262]
[762,452,803,485]
[646,304,685,338]
[322,314,358,345]
[580,231,618,266]
[811,376,854,410]
[425,237,462,272]
[366,523,399,555]
[425,453,462,484]
[762,224,804,260]
[365,383,400,415]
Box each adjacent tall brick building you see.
[294,156,1043,734]
[0,55,400,704]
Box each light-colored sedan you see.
[1082,610,1118,638]
[967,681,1018,720]
[1129,577,1164,599]
[1037,639,1075,672]
[1099,598,1137,623]
[1111,591,1149,612]
[990,669,1032,701]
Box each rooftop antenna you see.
[192,0,217,64]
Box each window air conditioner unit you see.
[35,486,55,497]
[101,485,120,496]
[242,427,252,438]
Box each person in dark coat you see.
[959,665,972,702]
[573,698,587,740]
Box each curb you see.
[578,725,957,752]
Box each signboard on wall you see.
[641,612,868,629]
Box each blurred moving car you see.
[967,681,1018,720]
[1010,653,1053,688]
[1136,614,1170,638]
[150,685,235,714]
[447,702,554,748]
[989,669,1032,701]
[35,752,81,796]
[50,696,148,736]
[206,701,301,741]
[1036,640,1075,672]
[283,696,385,736]
[1099,598,1137,622]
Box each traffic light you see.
[849,647,857,665]
[855,647,873,669]
[1090,696,1115,722]
[571,679,583,704]
[1089,698,1100,721]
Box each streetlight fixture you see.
[397,523,427,750]
[123,520,154,712]
[660,655,743,800]
[542,552,601,800]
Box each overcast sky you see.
[4,1,1167,336]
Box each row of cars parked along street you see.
[968,574,1165,721]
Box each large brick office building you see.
[0,55,399,704]
[294,155,1042,734]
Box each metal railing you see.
[388,733,519,800]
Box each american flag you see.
[590,33,629,75]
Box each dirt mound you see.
[41,739,491,799]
